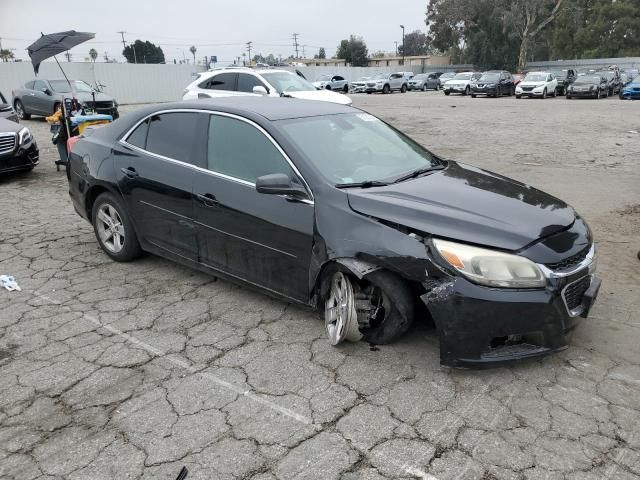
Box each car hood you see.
[286,89,352,105]
[624,82,640,89]
[519,81,546,87]
[346,161,576,251]
[0,117,22,133]
[312,81,328,87]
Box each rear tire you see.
[444,91,450,96]
[91,192,142,262]
[343,85,349,93]
[360,271,415,345]
[14,100,30,120]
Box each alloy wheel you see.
[324,272,362,345]
[96,203,126,253]
[15,102,25,119]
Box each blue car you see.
[620,79,640,99]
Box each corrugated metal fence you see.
[286,64,473,83]
[0,62,205,105]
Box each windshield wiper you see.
[391,165,445,184]
[335,180,390,189]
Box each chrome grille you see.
[0,133,17,155]
[545,245,591,271]
[562,275,591,314]
[522,86,534,92]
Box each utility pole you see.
[292,33,300,58]
[246,41,252,65]
[400,25,405,66]
[103,51,109,62]
[117,31,127,50]
[302,45,307,58]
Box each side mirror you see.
[256,173,308,199]
[42,88,52,95]
[253,86,269,96]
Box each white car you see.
[515,72,558,99]
[312,75,349,93]
[182,68,352,106]
[443,72,481,96]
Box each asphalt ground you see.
[1,90,639,479]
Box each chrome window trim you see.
[118,108,314,203]
[537,243,596,279]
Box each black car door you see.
[113,111,205,261]
[193,113,314,302]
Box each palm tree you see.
[89,48,98,62]
[0,49,15,62]
[189,45,197,64]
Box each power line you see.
[292,33,300,58]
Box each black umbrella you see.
[27,30,95,75]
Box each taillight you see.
[67,136,81,153]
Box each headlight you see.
[18,127,31,145]
[432,239,546,288]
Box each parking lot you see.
[1,91,639,479]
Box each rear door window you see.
[145,112,200,163]
[25,81,35,90]
[200,73,237,91]
[126,119,149,149]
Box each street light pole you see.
[400,25,405,66]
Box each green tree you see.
[0,49,15,62]
[89,48,98,62]
[318,47,326,59]
[398,30,431,56]
[123,40,165,64]
[336,36,368,66]
[190,45,197,64]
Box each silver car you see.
[312,75,349,93]
[365,73,409,94]
[0,90,18,123]
[12,79,119,120]
[408,72,442,91]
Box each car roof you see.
[201,68,290,78]
[157,97,355,121]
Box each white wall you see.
[0,62,205,105]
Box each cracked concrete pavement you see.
[1,92,639,479]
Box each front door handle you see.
[121,167,138,178]
[196,193,219,207]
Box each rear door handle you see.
[121,167,138,178]
[196,193,219,206]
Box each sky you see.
[0,0,428,65]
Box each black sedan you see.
[470,71,515,98]
[0,117,39,174]
[67,98,600,367]
[566,75,609,99]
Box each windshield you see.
[440,73,454,79]
[278,113,440,185]
[575,76,600,84]
[373,73,388,80]
[261,72,316,93]
[479,73,500,82]
[453,73,474,80]
[524,73,548,82]
[49,80,94,93]
[550,70,568,78]
[413,74,427,80]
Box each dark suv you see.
[470,71,515,98]
[549,69,576,95]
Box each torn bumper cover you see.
[423,271,601,368]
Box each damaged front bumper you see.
[422,268,601,368]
